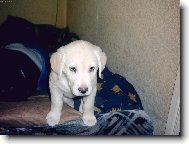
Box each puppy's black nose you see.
[78,87,88,94]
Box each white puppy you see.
[46,40,107,126]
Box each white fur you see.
[46,40,107,126]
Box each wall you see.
[67,0,180,135]
[0,0,67,27]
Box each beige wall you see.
[0,0,67,27]
[67,0,180,135]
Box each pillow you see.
[0,15,38,47]
[0,15,80,54]
[0,95,82,127]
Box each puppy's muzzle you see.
[78,87,88,94]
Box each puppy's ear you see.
[95,48,107,79]
[50,50,64,78]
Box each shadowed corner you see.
[179,6,183,137]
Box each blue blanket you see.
[74,67,143,115]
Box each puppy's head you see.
[50,40,107,96]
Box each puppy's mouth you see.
[71,89,91,97]
[73,92,90,97]
[76,94,89,97]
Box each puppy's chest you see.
[58,78,75,98]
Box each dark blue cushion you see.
[74,67,143,115]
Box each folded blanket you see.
[5,43,49,90]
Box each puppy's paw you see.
[46,111,61,126]
[82,115,97,126]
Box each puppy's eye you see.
[89,67,95,72]
[69,66,77,73]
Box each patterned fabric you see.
[74,67,143,115]
[0,110,153,135]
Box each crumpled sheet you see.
[0,110,153,135]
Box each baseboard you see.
[165,66,180,135]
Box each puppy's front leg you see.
[82,89,97,126]
[63,97,74,108]
[79,98,83,113]
[46,85,63,126]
